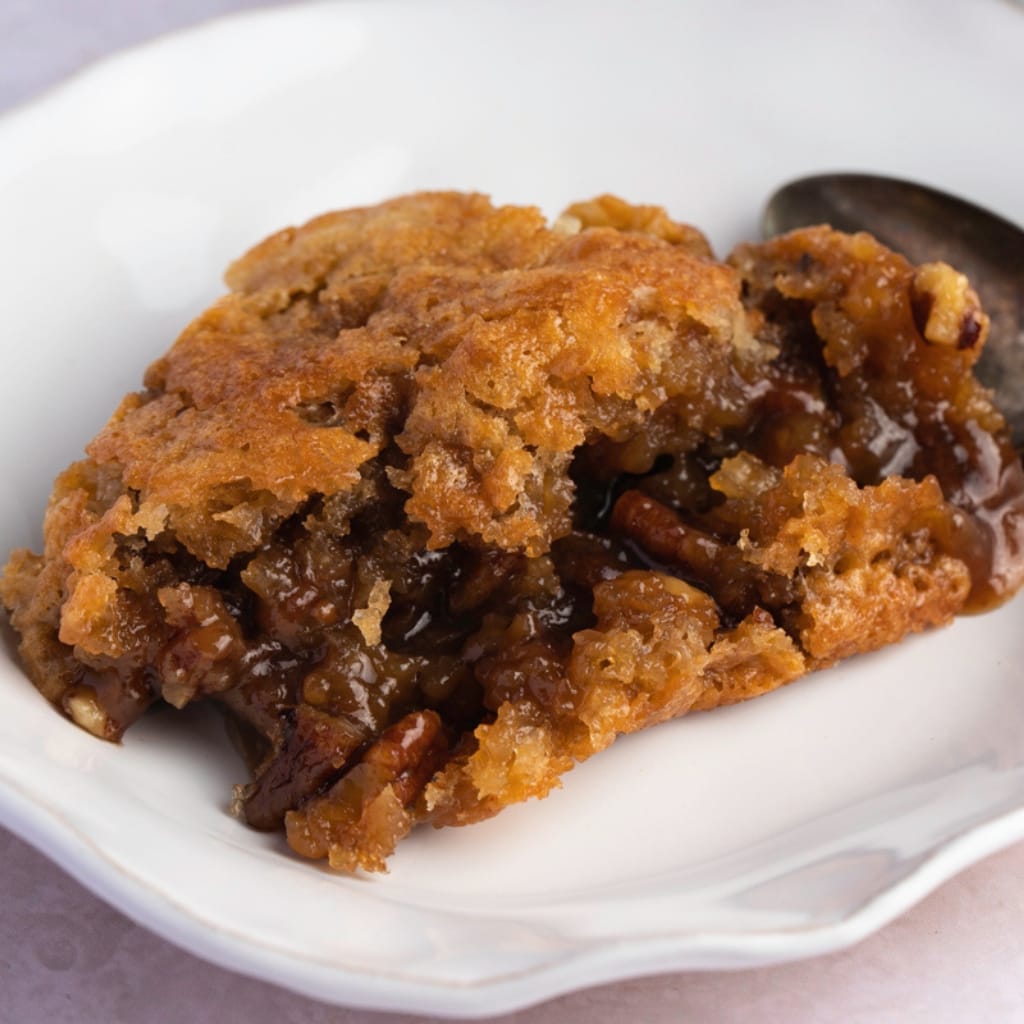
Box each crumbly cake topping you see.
[3,192,1022,872]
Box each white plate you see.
[2,0,1024,1016]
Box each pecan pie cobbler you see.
[4,193,1023,872]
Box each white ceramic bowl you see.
[2,1,1023,1015]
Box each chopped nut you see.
[63,687,110,739]
[551,213,582,236]
[910,261,989,349]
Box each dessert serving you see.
[3,192,1023,873]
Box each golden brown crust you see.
[394,225,758,554]
[730,226,1024,607]
[3,192,1022,872]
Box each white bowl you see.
[2,0,1023,1015]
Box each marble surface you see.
[2,2,1024,1021]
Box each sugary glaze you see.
[4,193,1022,872]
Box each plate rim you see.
[5,760,1024,1016]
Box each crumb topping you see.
[3,192,1022,872]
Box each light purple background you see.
[2,3,1023,1021]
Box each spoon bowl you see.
[763,173,1024,446]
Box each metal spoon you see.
[763,173,1024,445]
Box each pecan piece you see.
[909,262,988,350]
[285,709,447,873]
[156,583,246,707]
[242,705,366,830]
[62,666,155,741]
[611,490,793,617]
